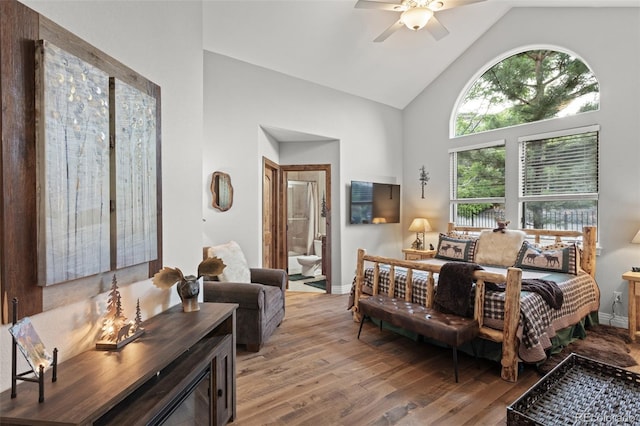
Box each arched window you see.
[453,48,599,137]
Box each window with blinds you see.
[519,125,599,230]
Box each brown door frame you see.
[281,164,331,293]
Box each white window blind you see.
[520,129,599,199]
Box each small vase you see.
[177,275,200,312]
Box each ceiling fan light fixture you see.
[401,7,433,31]
[428,1,444,11]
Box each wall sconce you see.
[632,229,640,272]
[408,217,431,250]
[419,166,430,199]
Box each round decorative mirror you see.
[211,171,233,211]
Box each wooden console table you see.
[624,270,640,342]
[0,303,237,425]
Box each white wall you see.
[403,7,640,321]
[0,0,204,392]
[202,52,404,291]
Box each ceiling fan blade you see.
[355,0,406,12]
[374,19,404,42]
[425,16,449,41]
[435,0,486,12]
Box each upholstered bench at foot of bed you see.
[357,294,479,382]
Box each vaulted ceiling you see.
[202,0,639,109]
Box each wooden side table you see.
[402,248,436,261]
[623,270,640,342]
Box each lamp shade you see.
[408,218,431,233]
[632,229,640,244]
[401,7,433,31]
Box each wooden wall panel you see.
[0,0,42,321]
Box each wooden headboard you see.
[447,223,597,278]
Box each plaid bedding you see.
[355,265,600,363]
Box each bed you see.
[350,223,599,382]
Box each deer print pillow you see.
[515,241,579,275]
[435,234,477,262]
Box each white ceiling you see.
[202,0,640,109]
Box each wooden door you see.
[262,158,283,270]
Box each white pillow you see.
[204,241,251,283]
[474,229,527,267]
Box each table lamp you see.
[632,228,640,272]
[409,218,431,250]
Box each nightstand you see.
[623,270,640,342]
[402,248,436,261]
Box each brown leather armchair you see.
[203,268,286,352]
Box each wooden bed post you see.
[353,248,366,322]
[405,269,414,303]
[426,272,435,308]
[474,280,485,329]
[582,226,597,278]
[388,266,396,297]
[501,267,522,382]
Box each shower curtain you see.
[306,182,318,255]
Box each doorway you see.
[262,160,331,293]
[284,166,330,294]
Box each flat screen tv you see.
[350,180,400,224]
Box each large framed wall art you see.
[35,40,111,286]
[111,78,158,268]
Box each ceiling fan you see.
[355,0,486,43]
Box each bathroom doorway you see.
[282,164,331,294]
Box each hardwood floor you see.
[234,292,640,425]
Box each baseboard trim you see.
[598,311,628,329]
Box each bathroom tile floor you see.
[287,275,326,293]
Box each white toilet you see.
[297,239,323,276]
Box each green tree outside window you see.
[455,50,599,136]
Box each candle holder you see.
[96,275,144,350]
